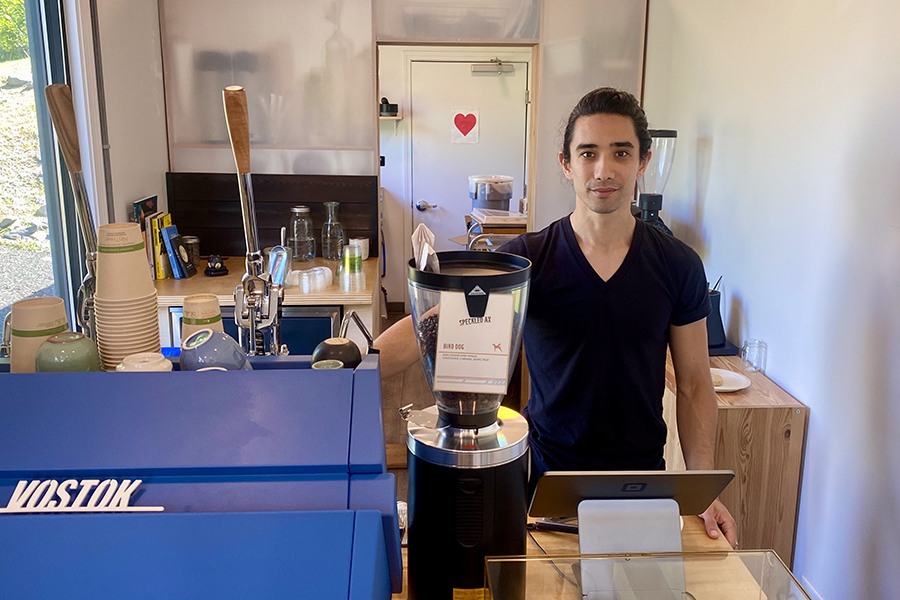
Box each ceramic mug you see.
[311,336,362,369]
[115,352,173,372]
[180,328,251,371]
[35,331,101,372]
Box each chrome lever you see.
[0,313,10,358]
[415,200,438,212]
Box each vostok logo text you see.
[458,316,492,326]
[0,479,164,514]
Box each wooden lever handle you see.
[44,84,82,174]
[223,85,251,173]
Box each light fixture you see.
[471,59,514,75]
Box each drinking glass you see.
[740,339,767,373]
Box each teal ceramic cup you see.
[35,331,102,372]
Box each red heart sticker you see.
[454,113,477,136]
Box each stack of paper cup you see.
[9,296,69,373]
[93,222,160,370]
[181,293,224,344]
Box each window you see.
[1,0,78,341]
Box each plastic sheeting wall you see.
[159,0,377,176]
[375,0,540,42]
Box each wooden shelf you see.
[379,114,402,133]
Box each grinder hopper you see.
[407,251,531,429]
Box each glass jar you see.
[321,201,346,261]
[289,205,316,261]
[740,339,768,373]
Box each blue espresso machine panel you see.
[0,355,401,599]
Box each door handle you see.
[415,200,438,212]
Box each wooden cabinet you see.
[664,355,808,567]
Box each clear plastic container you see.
[289,205,316,261]
[321,201,345,261]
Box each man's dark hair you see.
[560,87,652,164]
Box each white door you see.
[410,59,529,251]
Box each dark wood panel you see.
[167,172,379,258]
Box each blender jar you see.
[408,251,531,428]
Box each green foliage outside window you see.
[0,0,28,62]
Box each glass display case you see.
[485,550,812,600]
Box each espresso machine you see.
[636,129,677,237]
[403,251,531,600]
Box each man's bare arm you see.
[373,315,420,379]
[669,319,738,547]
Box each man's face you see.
[559,113,650,216]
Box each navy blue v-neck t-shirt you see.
[501,216,710,481]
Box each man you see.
[376,87,737,547]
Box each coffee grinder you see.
[403,251,531,600]
[636,129,677,236]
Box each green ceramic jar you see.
[35,331,102,372]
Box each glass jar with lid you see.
[289,205,316,261]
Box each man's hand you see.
[699,498,738,548]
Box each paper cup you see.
[10,297,69,373]
[96,222,156,300]
[181,293,224,342]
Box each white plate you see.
[711,368,751,393]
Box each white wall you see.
[644,1,900,597]
[63,0,107,224]
[66,0,169,223]
[96,0,169,221]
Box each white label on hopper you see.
[433,291,514,394]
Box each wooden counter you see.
[662,355,808,567]
[391,518,733,599]
[154,257,379,308]
[153,257,381,347]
